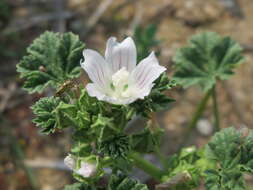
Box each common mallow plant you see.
[17,29,253,190]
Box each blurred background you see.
[1,0,253,189]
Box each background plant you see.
[173,32,244,143]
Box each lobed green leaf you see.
[173,32,244,92]
[204,127,253,190]
[31,97,61,134]
[17,31,85,93]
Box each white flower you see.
[64,154,76,170]
[76,161,97,178]
[81,37,166,105]
[64,154,97,178]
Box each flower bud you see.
[64,154,76,170]
[76,161,96,178]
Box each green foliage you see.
[162,147,211,190]
[63,175,148,190]
[31,97,62,134]
[0,0,10,23]
[132,127,163,153]
[107,175,148,190]
[63,183,97,190]
[204,127,253,190]
[17,31,85,93]
[173,32,244,92]
[98,135,130,159]
[134,24,160,62]
[132,73,176,117]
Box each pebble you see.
[197,119,213,136]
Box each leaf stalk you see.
[187,88,213,133]
[212,85,220,132]
[129,152,163,181]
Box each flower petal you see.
[64,154,75,170]
[86,83,137,105]
[105,37,137,73]
[137,83,155,99]
[132,52,166,89]
[86,83,106,101]
[76,161,96,178]
[81,49,110,89]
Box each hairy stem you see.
[1,117,38,190]
[177,88,212,150]
[129,152,163,181]
[148,113,168,169]
[212,85,220,132]
[12,141,38,190]
[187,88,213,133]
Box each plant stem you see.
[154,146,168,169]
[12,141,39,190]
[177,88,212,150]
[148,113,168,169]
[187,88,213,133]
[129,152,163,181]
[212,85,220,132]
[1,117,38,190]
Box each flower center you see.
[110,67,136,99]
[111,67,130,89]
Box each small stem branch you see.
[129,152,163,181]
[212,85,220,132]
[148,113,168,169]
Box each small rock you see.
[197,119,213,136]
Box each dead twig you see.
[0,83,17,113]
[219,0,244,18]
[52,0,66,32]
[1,11,73,35]
[82,0,114,35]
[112,0,139,15]
[25,159,69,171]
[148,1,175,24]
[241,43,253,53]
[127,2,143,35]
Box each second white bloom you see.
[64,154,96,178]
[81,37,166,105]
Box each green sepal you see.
[154,72,177,92]
[73,155,104,183]
[132,90,174,117]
